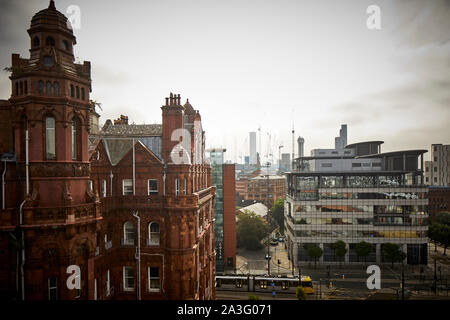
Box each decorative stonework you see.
[30,162,90,177]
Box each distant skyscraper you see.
[280,153,291,172]
[297,136,304,158]
[249,132,257,165]
[334,124,347,150]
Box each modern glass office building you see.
[285,140,429,266]
[208,148,236,272]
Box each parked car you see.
[270,240,278,246]
[278,237,285,243]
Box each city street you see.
[229,242,450,300]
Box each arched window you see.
[46,36,55,46]
[148,222,160,246]
[46,81,52,95]
[38,80,44,94]
[81,87,85,100]
[71,118,79,160]
[70,84,74,97]
[62,40,69,51]
[19,82,23,95]
[43,56,54,67]
[45,116,56,160]
[53,82,59,95]
[33,37,40,47]
[123,221,134,245]
[76,86,80,99]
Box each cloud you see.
[91,65,131,86]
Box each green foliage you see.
[236,210,268,250]
[306,245,323,267]
[331,240,347,262]
[435,212,450,226]
[355,241,373,263]
[248,294,259,300]
[296,286,307,300]
[383,243,406,267]
[270,198,285,234]
[428,222,450,255]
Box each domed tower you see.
[7,1,99,300]
[10,0,93,206]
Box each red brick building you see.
[0,1,215,300]
[428,186,450,220]
[244,175,286,208]
[222,164,236,269]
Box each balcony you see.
[146,238,160,246]
[121,238,134,246]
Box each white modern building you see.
[285,129,428,266]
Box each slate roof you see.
[238,202,268,218]
[102,124,162,137]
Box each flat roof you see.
[345,141,384,149]
[288,170,421,176]
[357,149,428,159]
[251,175,286,180]
[295,156,355,160]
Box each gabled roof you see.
[102,139,163,166]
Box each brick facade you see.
[223,164,236,268]
[0,1,215,300]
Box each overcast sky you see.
[1,0,449,163]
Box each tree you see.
[236,210,268,250]
[306,245,323,268]
[331,241,347,266]
[439,224,450,256]
[296,286,307,300]
[428,223,450,255]
[270,198,285,234]
[435,212,450,226]
[248,294,259,300]
[383,243,406,268]
[428,223,441,252]
[354,241,373,264]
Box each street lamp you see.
[264,161,271,276]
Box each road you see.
[231,241,450,299]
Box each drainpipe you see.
[2,160,6,209]
[18,122,30,300]
[133,211,141,300]
[132,139,135,195]
[109,171,113,196]
[25,128,29,195]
